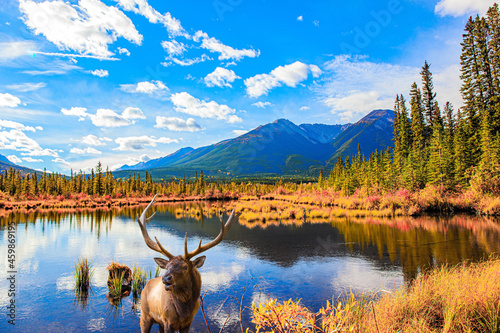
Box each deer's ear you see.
[154,257,169,268]
[192,256,206,269]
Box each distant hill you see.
[0,154,39,176]
[326,109,394,166]
[113,109,394,179]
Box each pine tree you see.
[421,61,437,137]
[409,82,427,187]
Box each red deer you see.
[137,195,236,333]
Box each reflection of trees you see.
[2,202,500,284]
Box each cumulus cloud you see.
[232,129,248,136]
[117,47,130,56]
[193,31,260,61]
[61,107,89,121]
[0,93,21,107]
[19,0,143,58]
[61,106,146,127]
[120,80,168,94]
[22,157,43,163]
[155,117,204,132]
[435,0,496,17]
[252,101,273,108]
[90,69,109,77]
[161,40,186,56]
[170,92,242,123]
[114,135,178,151]
[0,119,37,132]
[53,157,70,165]
[70,147,102,155]
[114,0,187,37]
[6,82,46,92]
[244,61,322,98]
[81,135,113,146]
[0,129,42,152]
[7,155,22,164]
[299,106,310,111]
[297,15,303,21]
[204,67,240,88]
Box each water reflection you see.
[0,202,499,332]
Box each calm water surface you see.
[1,203,499,332]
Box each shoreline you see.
[1,186,499,217]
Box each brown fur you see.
[140,256,205,333]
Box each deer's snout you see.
[163,275,173,286]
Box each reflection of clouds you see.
[56,274,74,291]
[333,258,403,293]
[202,264,244,291]
[87,317,106,331]
[235,247,251,260]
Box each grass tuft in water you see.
[132,264,148,294]
[73,257,94,291]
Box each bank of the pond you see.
[1,186,500,217]
[252,256,500,333]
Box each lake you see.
[1,202,499,332]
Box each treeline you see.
[322,5,500,195]
[0,162,302,199]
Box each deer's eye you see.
[183,265,188,270]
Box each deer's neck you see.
[170,270,201,320]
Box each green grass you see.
[132,264,148,294]
[73,257,94,291]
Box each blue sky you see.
[0,0,496,173]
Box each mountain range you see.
[115,109,395,179]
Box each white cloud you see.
[61,107,145,127]
[36,126,43,131]
[81,135,107,146]
[122,107,146,119]
[6,82,46,92]
[155,117,204,132]
[193,31,260,61]
[22,157,43,163]
[19,0,143,58]
[299,106,310,111]
[70,147,103,155]
[227,115,243,123]
[232,129,248,136]
[114,135,178,151]
[204,67,240,88]
[161,40,186,56]
[120,80,168,94]
[0,41,35,61]
[170,92,241,123]
[244,61,322,98]
[7,155,22,164]
[53,157,70,165]
[316,55,463,123]
[252,101,273,108]
[90,69,109,77]
[117,47,130,56]
[435,0,496,17]
[0,120,37,132]
[297,15,303,21]
[0,93,21,107]
[114,0,187,37]
[61,107,89,121]
[0,129,41,152]
[22,60,81,75]
[21,149,59,157]
[162,54,212,67]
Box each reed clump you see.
[73,257,94,291]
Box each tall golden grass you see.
[251,256,500,332]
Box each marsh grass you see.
[73,257,94,291]
[251,256,500,332]
[132,264,148,294]
[108,271,126,299]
